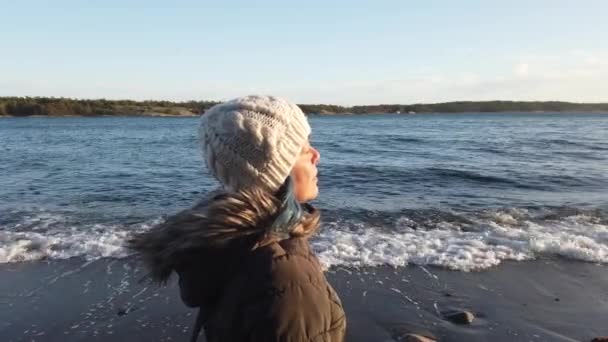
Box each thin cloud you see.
[514,63,530,77]
[2,51,607,105]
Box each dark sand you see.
[1,258,607,342]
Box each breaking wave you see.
[2,207,607,271]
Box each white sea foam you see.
[0,229,130,263]
[1,209,607,271]
[0,212,162,263]
[312,210,608,271]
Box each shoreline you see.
[1,258,606,341]
[2,110,608,119]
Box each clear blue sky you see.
[1,0,607,105]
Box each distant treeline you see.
[1,97,607,117]
[300,101,608,114]
[0,97,218,117]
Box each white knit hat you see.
[199,95,311,193]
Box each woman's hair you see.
[202,185,320,245]
[128,184,319,283]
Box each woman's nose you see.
[312,147,320,165]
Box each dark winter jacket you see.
[129,189,346,342]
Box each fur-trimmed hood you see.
[128,188,283,284]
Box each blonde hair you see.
[128,186,320,283]
[205,187,320,245]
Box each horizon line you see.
[2,95,607,107]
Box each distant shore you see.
[1,97,608,117]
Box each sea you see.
[1,113,607,271]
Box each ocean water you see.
[1,113,607,271]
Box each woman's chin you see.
[297,186,319,203]
[309,185,319,201]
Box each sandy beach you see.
[1,258,606,342]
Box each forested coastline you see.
[1,97,607,117]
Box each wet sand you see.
[1,258,607,341]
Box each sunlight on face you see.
[290,141,320,203]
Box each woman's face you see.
[291,141,321,203]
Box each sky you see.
[1,0,607,105]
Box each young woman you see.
[129,95,346,341]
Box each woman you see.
[129,95,346,342]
